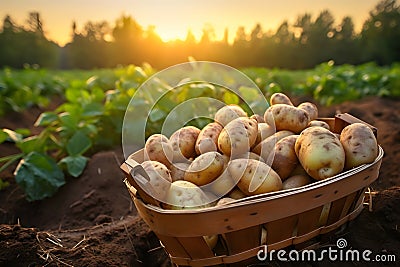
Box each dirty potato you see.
[144,134,174,167]
[214,104,247,127]
[270,92,294,106]
[195,122,223,155]
[298,102,318,121]
[295,126,345,180]
[340,123,378,169]
[184,151,225,186]
[271,135,299,180]
[264,104,310,133]
[170,126,201,161]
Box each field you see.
[0,62,399,266]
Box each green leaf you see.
[14,152,65,201]
[2,129,23,142]
[0,129,7,144]
[149,108,166,122]
[223,91,240,105]
[59,155,88,178]
[238,86,259,102]
[66,130,92,156]
[34,112,58,127]
[16,136,41,154]
[82,102,103,117]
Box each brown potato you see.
[144,134,173,167]
[254,123,275,146]
[195,122,223,155]
[282,174,313,190]
[264,104,310,133]
[340,123,378,169]
[170,126,201,161]
[218,117,258,156]
[184,151,225,186]
[270,93,294,106]
[295,126,345,180]
[214,104,247,127]
[298,102,318,121]
[271,135,299,180]
[228,159,282,196]
[250,114,265,123]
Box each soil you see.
[0,96,399,267]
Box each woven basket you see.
[120,113,384,267]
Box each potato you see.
[298,102,318,121]
[264,104,310,133]
[144,134,173,167]
[340,123,378,169]
[271,135,299,180]
[214,104,247,127]
[232,151,265,162]
[141,161,172,200]
[170,126,201,161]
[270,92,294,106]
[195,122,223,154]
[207,170,236,197]
[282,174,313,190]
[228,187,247,199]
[250,114,265,123]
[169,162,190,182]
[254,123,275,146]
[307,120,330,130]
[252,130,294,163]
[295,126,345,180]
[184,151,225,186]
[203,235,218,250]
[289,163,308,177]
[218,117,258,156]
[228,159,282,196]
[164,180,210,210]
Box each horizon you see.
[1,0,380,46]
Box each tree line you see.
[0,0,399,70]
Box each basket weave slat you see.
[265,215,297,244]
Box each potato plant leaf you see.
[14,152,65,201]
[66,130,92,156]
[59,155,88,178]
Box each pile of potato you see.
[136,93,378,211]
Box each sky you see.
[1,0,380,46]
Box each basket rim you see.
[130,145,384,214]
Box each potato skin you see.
[252,130,294,163]
[164,180,210,210]
[250,114,265,123]
[271,135,299,180]
[142,161,172,200]
[254,123,275,146]
[195,122,223,154]
[214,104,247,127]
[298,102,318,121]
[228,159,282,196]
[169,162,190,182]
[307,120,330,130]
[340,123,378,169]
[170,126,201,161]
[264,104,310,133]
[218,117,258,156]
[270,93,294,106]
[144,134,174,167]
[295,126,345,180]
[184,151,225,186]
[282,174,313,190]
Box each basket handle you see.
[122,158,162,207]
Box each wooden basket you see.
[120,113,384,267]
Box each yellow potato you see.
[214,104,247,127]
[164,180,210,210]
[282,174,313,190]
[184,151,225,186]
[195,122,223,155]
[295,126,345,180]
[218,117,258,156]
[207,170,236,198]
[264,104,310,133]
[144,134,173,167]
[298,102,318,121]
[141,161,172,200]
[228,187,247,199]
[170,126,201,161]
[232,151,265,162]
[271,135,299,180]
[270,92,294,106]
[252,130,294,163]
[228,159,282,196]
[340,123,378,169]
